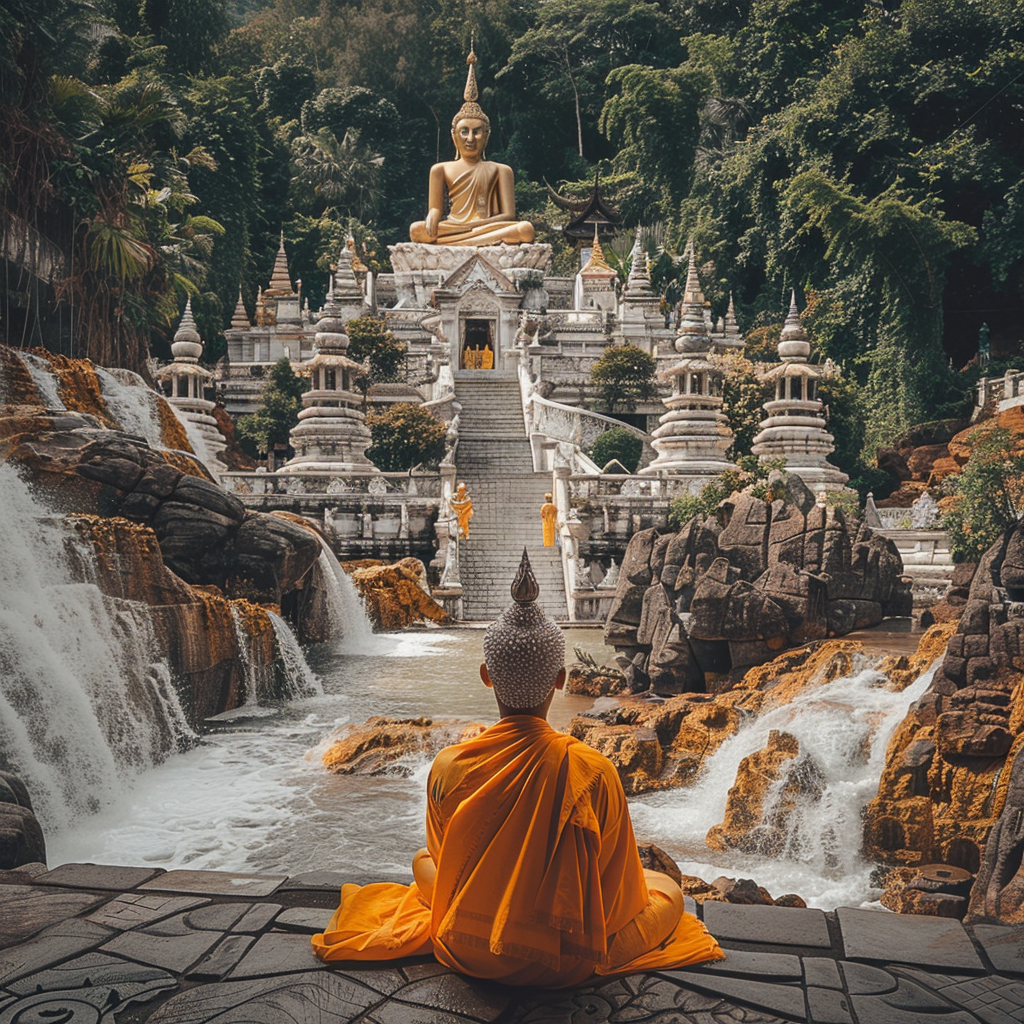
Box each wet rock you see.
[565,664,629,697]
[881,865,973,919]
[636,843,683,885]
[0,774,46,869]
[706,730,825,856]
[347,559,449,630]
[321,717,488,775]
[690,558,788,641]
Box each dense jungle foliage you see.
[2,0,1023,469]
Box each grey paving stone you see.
[848,987,976,1023]
[86,893,209,930]
[232,903,282,934]
[139,869,286,897]
[803,957,843,990]
[184,903,252,932]
[0,919,114,985]
[702,902,831,948]
[837,907,985,971]
[840,960,900,994]
[144,970,383,1024]
[671,971,808,1021]
[278,870,350,891]
[972,924,1024,975]
[400,961,453,981]
[6,950,174,998]
[662,948,803,980]
[327,966,407,996]
[186,934,255,981]
[807,986,853,1024]
[899,969,1024,1024]
[275,908,330,933]
[0,885,107,947]
[227,931,326,978]
[101,923,223,974]
[33,862,163,891]
[387,973,509,1021]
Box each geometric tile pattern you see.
[1,864,1022,1024]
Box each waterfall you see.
[230,604,262,706]
[269,611,323,698]
[0,463,197,831]
[19,352,67,410]
[315,545,382,652]
[629,659,940,908]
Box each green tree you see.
[235,357,306,456]
[366,402,447,472]
[942,425,1024,563]
[590,426,643,472]
[590,343,658,414]
[720,354,772,460]
[346,316,407,385]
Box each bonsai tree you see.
[236,358,307,459]
[590,426,643,473]
[589,343,658,414]
[366,402,447,472]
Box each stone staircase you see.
[453,373,566,621]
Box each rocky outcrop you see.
[874,417,970,507]
[706,730,825,856]
[565,663,630,697]
[321,717,488,775]
[864,521,1024,925]
[880,864,974,919]
[0,773,45,870]
[678,874,807,908]
[605,490,910,692]
[569,641,866,796]
[347,559,450,630]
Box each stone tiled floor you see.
[2,863,1022,1024]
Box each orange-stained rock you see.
[880,865,972,919]
[349,559,449,630]
[321,716,488,775]
[877,621,960,693]
[565,663,630,697]
[211,405,257,471]
[705,730,824,855]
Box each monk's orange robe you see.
[311,717,723,986]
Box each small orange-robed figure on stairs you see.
[409,48,534,248]
[451,481,473,539]
[541,492,558,547]
[311,551,723,987]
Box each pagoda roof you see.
[546,173,622,241]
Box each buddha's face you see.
[452,117,489,159]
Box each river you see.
[47,622,933,910]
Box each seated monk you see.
[409,50,534,248]
[311,550,723,986]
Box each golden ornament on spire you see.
[580,225,613,274]
[511,548,540,604]
[451,42,488,130]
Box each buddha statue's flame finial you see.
[452,40,489,129]
[511,548,540,604]
[464,37,478,102]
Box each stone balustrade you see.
[220,470,442,499]
[975,369,1024,414]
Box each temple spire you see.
[464,40,478,103]
[266,231,294,296]
[230,286,250,329]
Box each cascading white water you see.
[0,462,197,831]
[269,611,323,698]
[229,605,261,706]
[629,660,939,908]
[316,546,382,653]
[19,352,67,410]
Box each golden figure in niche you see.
[409,49,534,247]
[452,481,473,539]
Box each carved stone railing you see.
[220,470,442,499]
[975,369,1024,416]
[518,359,656,470]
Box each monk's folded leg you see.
[412,847,436,905]
[606,870,685,968]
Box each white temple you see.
[640,246,734,484]
[751,291,848,490]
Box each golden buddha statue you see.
[410,49,534,248]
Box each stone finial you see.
[725,293,739,336]
[778,290,811,361]
[267,231,294,295]
[171,297,203,361]
[624,228,653,297]
[675,243,711,354]
[333,240,362,302]
[230,287,251,329]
